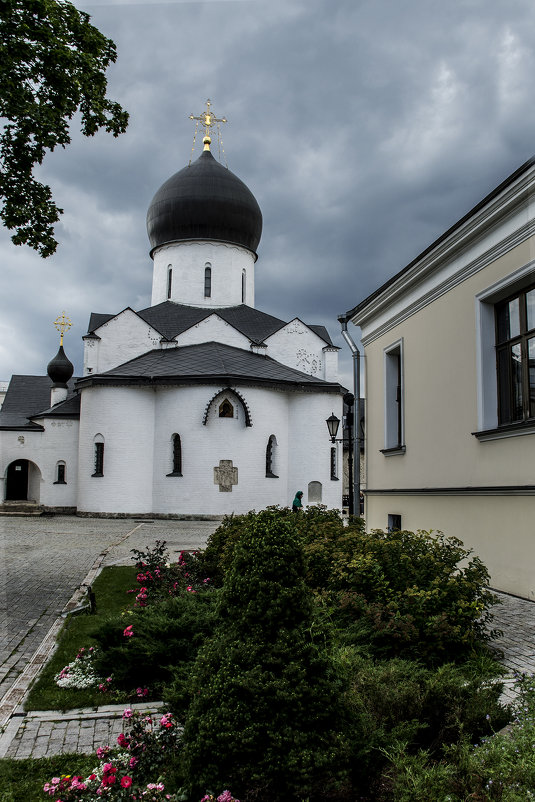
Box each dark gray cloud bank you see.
[2,0,535,390]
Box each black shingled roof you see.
[0,376,79,430]
[76,341,344,393]
[87,302,334,347]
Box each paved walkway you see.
[0,515,533,761]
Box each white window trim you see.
[383,338,405,453]
[475,260,535,437]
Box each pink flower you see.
[96,746,110,759]
[123,708,133,719]
[129,756,138,768]
[123,625,134,638]
[121,776,133,788]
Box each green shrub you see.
[179,507,349,802]
[336,647,508,791]
[326,528,499,663]
[93,591,218,699]
[197,510,268,586]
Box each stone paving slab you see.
[0,703,165,759]
[488,589,535,704]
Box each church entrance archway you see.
[5,460,41,502]
[5,460,29,500]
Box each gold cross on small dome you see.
[53,311,72,346]
[189,99,227,151]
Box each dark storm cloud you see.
[2,0,535,391]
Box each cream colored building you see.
[343,157,535,600]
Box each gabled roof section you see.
[87,302,335,347]
[0,376,79,430]
[308,324,334,346]
[87,312,115,333]
[33,393,81,419]
[135,301,288,344]
[76,341,345,393]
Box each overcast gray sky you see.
[2,0,535,391]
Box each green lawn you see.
[25,564,138,711]
[0,754,97,802]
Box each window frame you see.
[167,265,172,300]
[92,442,104,477]
[265,434,278,478]
[381,338,405,455]
[54,461,67,484]
[495,284,535,425]
[167,433,182,476]
[204,263,212,298]
[474,263,535,440]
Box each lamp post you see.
[326,390,354,515]
[339,317,362,518]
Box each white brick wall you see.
[85,310,162,375]
[266,319,329,378]
[74,382,343,515]
[77,386,155,513]
[151,241,256,308]
[0,421,79,507]
[176,316,250,349]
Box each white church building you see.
[0,132,346,517]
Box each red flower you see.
[121,776,133,788]
[123,625,134,638]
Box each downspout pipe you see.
[338,316,361,517]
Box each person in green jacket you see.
[292,490,303,512]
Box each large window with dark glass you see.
[496,285,535,425]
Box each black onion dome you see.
[146,150,262,255]
[47,345,74,387]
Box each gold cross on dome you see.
[189,99,227,151]
[53,311,72,346]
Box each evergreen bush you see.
[326,528,499,663]
[179,507,349,801]
[93,592,217,698]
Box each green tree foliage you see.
[0,0,128,256]
[180,508,349,801]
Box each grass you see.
[0,753,97,802]
[25,565,138,712]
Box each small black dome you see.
[146,150,262,256]
[47,345,74,387]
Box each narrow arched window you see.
[167,265,173,300]
[219,399,234,418]
[92,435,104,477]
[330,447,338,480]
[171,433,182,475]
[265,435,278,478]
[54,461,67,484]
[204,263,212,298]
[241,269,246,303]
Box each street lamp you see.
[326,413,340,442]
[326,391,354,515]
